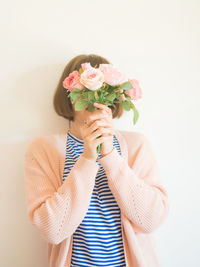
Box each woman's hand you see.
[81,106,114,162]
[93,102,114,157]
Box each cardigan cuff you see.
[76,153,100,170]
[58,154,100,195]
[97,146,125,171]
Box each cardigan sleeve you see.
[24,137,99,245]
[97,133,170,234]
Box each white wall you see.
[0,0,199,266]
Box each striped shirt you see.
[62,131,126,267]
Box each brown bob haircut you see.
[53,53,124,122]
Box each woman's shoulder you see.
[117,129,157,164]
[116,129,151,147]
[25,134,54,151]
[24,132,66,157]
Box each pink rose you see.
[80,67,104,90]
[62,70,84,92]
[99,64,128,86]
[125,79,142,100]
[81,62,92,71]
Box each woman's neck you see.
[69,122,84,140]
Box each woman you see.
[24,54,170,267]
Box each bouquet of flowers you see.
[63,62,142,153]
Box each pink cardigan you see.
[24,129,170,267]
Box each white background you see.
[0,0,199,266]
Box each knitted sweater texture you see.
[24,129,169,267]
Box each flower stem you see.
[97,143,101,154]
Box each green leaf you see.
[69,91,81,104]
[133,106,139,125]
[94,90,99,100]
[102,87,109,98]
[104,101,111,105]
[87,102,95,112]
[81,91,88,98]
[100,90,106,102]
[105,92,116,101]
[120,81,132,90]
[130,101,134,108]
[121,100,131,111]
[88,91,94,101]
[71,88,82,93]
[124,92,131,99]
[74,98,89,111]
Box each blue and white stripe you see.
[63,131,126,267]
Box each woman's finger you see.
[93,102,111,114]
